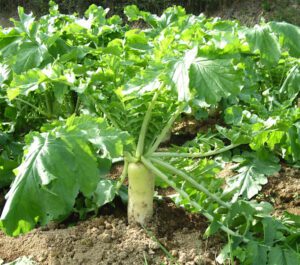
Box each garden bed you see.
[0,164,298,265]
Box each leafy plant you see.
[0,2,300,264]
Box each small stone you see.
[194,255,202,264]
[101,233,112,243]
[186,262,196,265]
[148,249,155,255]
[91,227,98,233]
[96,216,105,224]
[119,251,128,259]
[107,215,114,222]
[170,249,178,257]
[50,249,61,258]
[37,254,47,262]
[112,218,119,225]
[189,249,196,260]
[105,222,113,229]
[178,252,188,263]
[81,238,93,247]
[149,241,160,250]
[182,227,189,233]
[98,225,105,231]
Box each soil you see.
[0,199,223,265]
[258,164,300,216]
[209,0,300,26]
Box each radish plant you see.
[0,2,300,264]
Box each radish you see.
[127,162,154,224]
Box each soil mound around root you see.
[0,199,223,265]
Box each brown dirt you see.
[210,0,265,26]
[258,164,300,216]
[0,199,223,265]
[109,163,124,180]
[210,0,300,26]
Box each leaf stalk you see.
[152,143,240,158]
[13,98,50,118]
[150,157,230,208]
[115,160,129,191]
[141,157,249,243]
[145,103,186,156]
[136,92,159,159]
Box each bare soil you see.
[259,164,300,216]
[210,0,300,26]
[0,199,223,265]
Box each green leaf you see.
[62,115,132,159]
[189,57,242,104]
[216,125,252,145]
[269,22,300,58]
[15,7,36,37]
[92,179,116,207]
[7,69,47,100]
[125,29,152,51]
[0,30,22,57]
[124,5,157,28]
[169,47,197,101]
[246,25,281,65]
[0,131,99,236]
[52,82,68,104]
[224,106,243,125]
[4,256,38,265]
[0,64,11,84]
[124,5,141,21]
[268,246,300,265]
[84,5,108,26]
[13,42,47,74]
[246,241,268,265]
[229,166,266,197]
[59,46,91,63]
[225,200,256,226]
[216,243,231,264]
[288,123,300,161]
[0,115,131,235]
[225,151,280,200]
[286,67,300,100]
[124,65,162,95]
[283,212,300,228]
[263,217,281,246]
[0,157,17,188]
[279,66,300,103]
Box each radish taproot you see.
[127,162,154,224]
